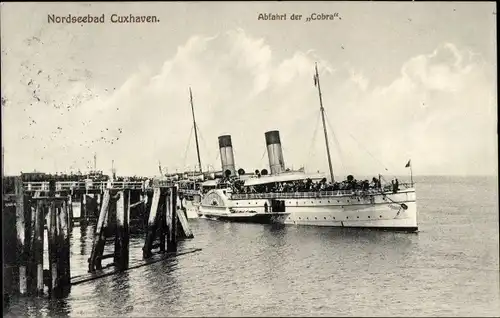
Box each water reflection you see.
[79,225,88,256]
[46,296,71,317]
[109,271,133,316]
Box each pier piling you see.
[88,190,110,272]
[3,177,196,299]
[167,187,177,253]
[114,190,130,270]
[67,194,73,231]
[58,199,71,293]
[80,194,87,226]
[15,177,28,295]
[31,200,44,295]
[143,188,161,258]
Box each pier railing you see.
[21,180,194,192]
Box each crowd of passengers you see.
[218,175,401,194]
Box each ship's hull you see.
[200,189,418,232]
[203,211,290,224]
[281,201,417,232]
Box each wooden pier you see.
[2,176,197,299]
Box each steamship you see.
[198,63,418,231]
[199,134,290,224]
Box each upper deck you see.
[230,183,414,200]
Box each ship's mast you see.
[111,159,116,180]
[314,63,335,182]
[189,87,203,174]
[158,160,163,176]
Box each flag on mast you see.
[405,159,411,168]
[313,74,318,87]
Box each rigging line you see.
[260,145,267,162]
[194,123,211,166]
[214,146,220,161]
[323,111,346,173]
[347,130,389,172]
[182,126,194,169]
[196,124,221,172]
[306,111,321,168]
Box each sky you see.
[1,2,497,178]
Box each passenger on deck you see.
[392,178,399,193]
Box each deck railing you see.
[230,183,414,200]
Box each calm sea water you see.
[4,176,499,317]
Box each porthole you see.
[333,217,336,220]
[379,215,382,218]
[328,201,331,203]
[346,216,349,219]
[315,217,317,220]
[337,200,339,202]
[299,217,301,220]
[347,200,350,203]
[311,201,313,204]
[319,201,321,203]
[307,217,309,220]
[357,216,359,219]
[324,217,326,220]
[236,202,238,205]
[368,216,371,218]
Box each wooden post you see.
[88,190,110,272]
[171,186,178,252]
[80,194,87,225]
[3,178,18,298]
[67,194,73,231]
[167,187,178,252]
[15,177,28,295]
[165,188,172,251]
[57,199,71,293]
[98,193,103,218]
[142,188,160,258]
[176,202,194,239]
[33,201,44,295]
[143,192,153,231]
[26,194,36,294]
[47,200,58,296]
[159,191,166,253]
[114,190,130,270]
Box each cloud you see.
[2,31,496,177]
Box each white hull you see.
[200,189,418,231]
